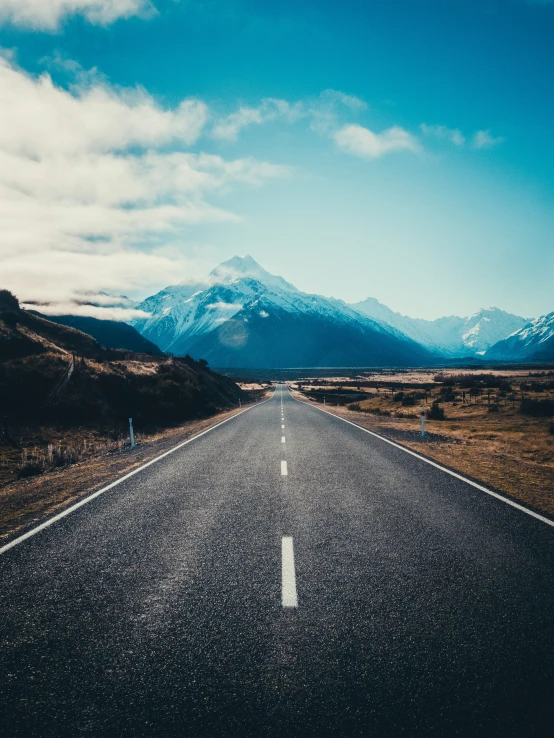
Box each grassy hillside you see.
[0,290,247,483]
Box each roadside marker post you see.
[129,417,135,449]
[421,407,425,438]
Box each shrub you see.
[427,401,445,420]
[401,395,415,406]
[17,461,44,479]
[488,404,500,413]
[393,392,404,402]
[348,402,362,412]
[549,422,554,435]
[520,399,554,417]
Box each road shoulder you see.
[0,401,264,546]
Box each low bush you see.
[520,399,554,417]
[427,401,445,420]
[549,422,554,435]
[17,461,44,479]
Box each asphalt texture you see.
[1,386,554,737]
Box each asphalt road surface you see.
[2,386,554,737]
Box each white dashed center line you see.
[281,424,285,429]
[281,460,288,475]
[281,537,298,607]
[281,436,285,443]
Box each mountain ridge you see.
[350,296,529,356]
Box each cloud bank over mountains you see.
[0,56,290,317]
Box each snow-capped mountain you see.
[132,256,438,368]
[485,312,554,361]
[350,297,529,356]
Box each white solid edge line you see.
[0,397,273,556]
[281,460,288,476]
[282,536,298,607]
[290,389,554,529]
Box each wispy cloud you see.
[22,301,150,321]
[212,98,302,141]
[212,89,365,141]
[0,57,290,314]
[334,124,420,159]
[472,129,505,149]
[420,123,465,146]
[206,302,243,311]
[421,123,504,150]
[0,0,156,30]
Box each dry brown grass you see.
[291,373,554,519]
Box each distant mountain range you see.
[351,297,529,356]
[132,256,438,368]
[127,255,554,366]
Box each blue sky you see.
[0,0,553,320]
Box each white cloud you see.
[0,58,291,316]
[0,0,156,30]
[334,124,420,159]
[0,58,207,156]
[206,302,243,311]
[472,129,505,149]
[420,123,465,146]
[22,302,150,321]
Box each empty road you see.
[1,385,554,737]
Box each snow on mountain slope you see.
[351,298,529,356]
[132,256,438,366]
[485,312,554,361]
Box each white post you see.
[421,407,425,438]
[324,396,326,405]
[239,398,242,408]
[129,417,135,449]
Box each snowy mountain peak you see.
[209,255,298,293]
[486,311,554,361]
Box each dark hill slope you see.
[0,290,101,360]
[42,314,163,355]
